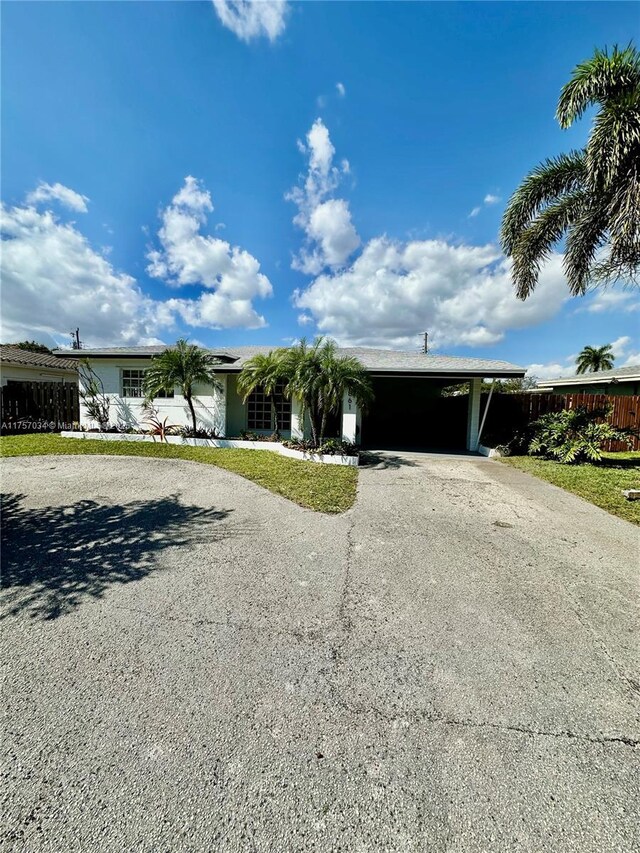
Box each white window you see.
[122,369,145,398]
[121,369,174,399]
[247,382,291,431]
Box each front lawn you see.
[500,452,640,525]
[0,434,358,514]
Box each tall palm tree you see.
[575,344,615,374]
[279,338,323,445]
[237,351,286,435]
[281,337,374,445]
[316,340,374,444]
[501,44,640,299]
[143,340,220,434]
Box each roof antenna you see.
[70,327,83,350]
[423,331,429,354]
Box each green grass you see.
[0,434,358,514]
[500,452,640,525]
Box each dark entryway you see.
[361,377,467,449]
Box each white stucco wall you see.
[341,390,361,444]
[0,364,77,386]
[78,359,226,435]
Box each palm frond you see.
[586,89,640,189]
[556,44,640,129]
[564,199,610,295]
[500,152,585,255]
[509,190,587,298]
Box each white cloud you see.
[1,181,272,347]
[307,118,335,175]
[26,182,89,213]
[146,176,272,327]
[621,352,640,367]
[468,192,501,219]
[0,201,173,347]
[306,199,359,272]
[525,335,640,380]
[294,237,569,349]
[610,335,631,358]
[165,292,267,330]
[287,118,359,274]
[526,362,576,381]
[336,82,346,97]
[609,335,640,367]
[583,287,640,313]
[212,0,289,43]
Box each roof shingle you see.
[59,344,524,376]
[1,346,78,371]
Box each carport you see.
[337,350,526,451]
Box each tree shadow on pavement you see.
[358,451,420,469]
[1,493,232,621]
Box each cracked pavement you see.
[1,452,638,851]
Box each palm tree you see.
[143,340,220,434]
[281,337,374,445]
[501,44,640,299]
[237,351,286,435]
[575,344,615,374]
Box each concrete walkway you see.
[1,454,638,852]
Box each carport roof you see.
[56,344,525,377]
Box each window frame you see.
[246,381,291,432]
[121,368,174,399]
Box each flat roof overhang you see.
[537,375,640,388]
[366,370,526,379]
[59,352,238,364]
[212,367,526,378]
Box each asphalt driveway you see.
[1,453,638,852]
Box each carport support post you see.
[466,377,482,452]
[342,390,361,445]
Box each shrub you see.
[180,426,218,439]
[79,361,110,430]
[528,406,634,464]
[283,437,358,456]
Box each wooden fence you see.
[0,381,79,434]
[478,392,640,452]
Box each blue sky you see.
[2,1,638,377]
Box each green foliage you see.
[8,341,53,354]
[501,44,640,298]
[500,453,640,525]
[528,405,634,463]
[0,434,358,514]
[141,405,181,443]
[279,337,374,445]
[238,338,374,445]
[144,339,220,434]
[575,344,615,374]
[283,437,358,456]
[441,377,538,396]
[237,351,287,434]
[78,360,111,430]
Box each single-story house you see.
[1,346,78,386]
[536,364,640,396]
[59,345,525,451]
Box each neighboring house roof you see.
[0,345,78,372]
[58,344,525,377]
[537,364,640,388]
